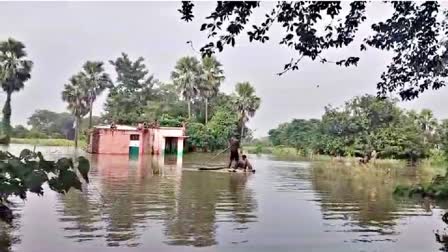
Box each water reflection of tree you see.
[57,155,179,247]
[57,155,257,248]
[57,188,103,242]
[0,203,22,252]
[310,163,432,238]
[228,173,258,225]
[164,171,257,247]
[0,223,20,252]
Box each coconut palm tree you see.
[0,38,33,144]
[171,56,202,119]
[62,74,90,148]
[234,82,261,143]
[81,61,113,128]
[418,109,438,133]
[418,109,438,145]
[200,56,224,124]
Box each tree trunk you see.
[240,121,245,145]
[88,98,93,129]
[188,101,191,119]
[1,92,12,144]
[74,116,80,149]
[205,98,208,124]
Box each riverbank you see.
[244,145,448,169]
[11,138,87,148]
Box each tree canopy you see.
[269,94,438,161]
[0,38,33,143]
[104,53,159,124]
[179,1,448,100]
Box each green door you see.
[129,146,139,158]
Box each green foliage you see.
[159,114,185,127]
[27,110,74,138]
[437,119,448,160]
[0,38,33,144]
[104,53,158,124]
[10,138,87,148]
[186,105,240,151]
[269,94,436,161]
[0,150,89,223]
[207,106,239,148]
[144,83,188,121]
[428,149,447,167]
[10,125,29,139]
[180,2,448,100]
[171,56,202,119]
[62,73,90,148]
[186,122,210,150]
[26,130,49,139]
[200,56,225,124]
[394,175,448,200]
[233,82,261,142]
[80,61,113,128]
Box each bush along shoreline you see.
[10,138,87,148]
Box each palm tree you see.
[0,38,33,144]
[200,56,224,124]
[234,82,261,143]
[81,61,113,128]
[418,109,438,133]
[62,74,89,148]
[418,109,438,145]
[171,56,202,119]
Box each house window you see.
[130,134,140,141]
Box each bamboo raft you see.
[197,166,256,173]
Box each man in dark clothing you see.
[228,137,240,168]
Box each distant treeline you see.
[7,110,102,140]
[268,95,448,162]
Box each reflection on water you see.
[55,153,256,248]
[164,172,256,247]
[310,163,434,243]
[1,145,448,251]
[0,202,23,252]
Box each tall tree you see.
[144,83,188,120]
[171,56,202,119]
[27,109,75,139]
[62,74,89,148]
[199,56,224,124]
[233,82,260,143]
[81,61,113,128]
[417,109,438,145]
[418,109,438,134]
[0,38,33,144]
[104,53,158,124]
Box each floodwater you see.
[1,144,447,252]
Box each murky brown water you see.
[0,144,447,252]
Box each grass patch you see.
[11,138,87,148]
[244,145,273,154]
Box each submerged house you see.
[88,123,187,156]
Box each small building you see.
[88,124,187,156]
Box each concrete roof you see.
[95,125,137,131]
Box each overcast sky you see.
[1,2,448,137]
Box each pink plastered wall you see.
[93,129,137,154]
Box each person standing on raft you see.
[228,136,241,168]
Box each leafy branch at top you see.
[179,1,448,100]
